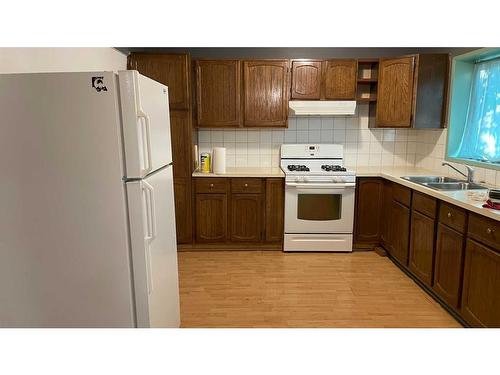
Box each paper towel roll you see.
[212,147,226,175]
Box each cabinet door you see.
[390,200,411,266]
[170,110,191,178]
[380,180,393,250]
[322,59,357,100]
[243,60,289,127]
[231,194,263,242]
[433,223,464,308]
[195,194,227,243]
[196,60,241,127]
[290,60,322,100]
[265,178,284,242]
[461,239,500,327]
[173,177,192,244]
[408,210,436,286]
[376,56,416,127]
[128,53,190,110]
[354,178,383,247]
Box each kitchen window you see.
[447,48,500,169]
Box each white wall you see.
[0,48,127,73]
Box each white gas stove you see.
[280,144,356,252]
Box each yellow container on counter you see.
[200,152,211,173]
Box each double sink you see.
[401,176,487,191]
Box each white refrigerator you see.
[0,70,180,327]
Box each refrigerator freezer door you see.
[126,166,180,327]
[119,70,173,179]
[0,72,135,327]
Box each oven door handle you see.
[285,182,356,189]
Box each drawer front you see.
[439,202,467,233]
[195,178,229,194]
[468,213,500,252]
[231,178,263,194]
[392,184,412,207]
[412,191,437,218]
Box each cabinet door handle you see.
[210,183,214,188]
[487,228,493,234]
[447,212,452,218]
[244,183,248,187]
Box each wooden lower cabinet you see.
[195,194,228,243]
[265,179,284,242]
[433,223,465,308]
[231,194,263,242]
[193,177,284,248]
[408,210,436,286]
[353,177,500,327]
[389,200,411,266]
[353,178,383,249]
[461,239,500,327]
[380,180,393,250]
[173,177,193,244]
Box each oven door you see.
[285,182,355,234]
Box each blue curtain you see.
[457,58,500,163]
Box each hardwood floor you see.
[178,251,461,328]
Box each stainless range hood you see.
[288,100,356,116]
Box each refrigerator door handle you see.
[137,109,153,176]
[143,180,157,241]
[142,180,156,295]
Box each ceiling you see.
[116,47,477,59]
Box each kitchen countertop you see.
[353,166,500,222]
[192,167,285,178]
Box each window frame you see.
[446,48,500,171]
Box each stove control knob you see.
[295,177,301,183]
[303,177,309,182]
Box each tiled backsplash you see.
[197,104,500,187]
[415,129,500,186]
[198,104,418,169]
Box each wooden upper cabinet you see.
[376,56,416,127]
[322,59,357,100]
[128,53,190,110]
[195,60,241,127]
[290,60,322,99]
[169,110,191,178]
[243,60,289,127]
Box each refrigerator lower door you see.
[119,70,173,179]
[126,166,180,328]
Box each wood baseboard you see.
[178,242,283,252]
[374,246,388,256]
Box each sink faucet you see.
[442,162,475,183]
